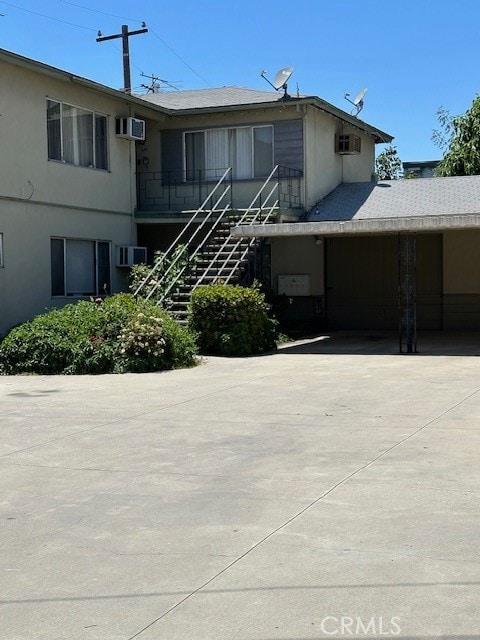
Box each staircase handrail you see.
[143,185,231,302]
[191,168,280,291]
[159,202,232,304]
[223,203,279,284]
[134,167,232,297]
[205,184,278,283]
[234,165,279,226]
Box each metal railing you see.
[275,166,303,209]
[137,168,233,213]
[192,165,281,290]
[136,166,302,212]
[134,168,233,301]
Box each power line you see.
[58,0,144,25]
[107,40,145,77]
[97,24,148,93]
[149,27,211,87]
[140,72,180,92]
[57,0,212,87]
[0,0,212,88]
[0,0,96,31]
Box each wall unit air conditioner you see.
[335,134,361,155]
[116,246,147,267]
[115,116,146,141]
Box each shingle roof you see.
[139,86,393,143]
[307,175,480,221]
[139,86,283,110]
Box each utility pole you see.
[96,24,148,93]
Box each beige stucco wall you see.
[303,105,376,209]
[0,56,159,335]
[0,200,133,335]
[0,58,140,214]
[443,230,480,294]
[270,235,324,295]
[137,118,162,177]
[342,134,375,183]
[304,106,342,208]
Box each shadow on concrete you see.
[1,579,479,605]
[277,331,480,356]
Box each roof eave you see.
[308,97,393,144]
[160,95,393,143]
[0,47,394,138]
[164,98,298,116]
[233,214,480,238]
[0,48,171,116]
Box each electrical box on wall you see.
[278,274,310,297]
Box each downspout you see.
[128,103,136,245]
[297,103,308,211]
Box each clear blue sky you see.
[1,0,479,162]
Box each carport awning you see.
[232,214,480,238]
[233,175,480,238]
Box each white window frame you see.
[46,98,109,171]
[51,237,111,298]
[0,233,3,267]
[182,124,274,181]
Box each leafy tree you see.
[375,145,403,180]
[433,96,480,176]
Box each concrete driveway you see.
[1,333,479,639]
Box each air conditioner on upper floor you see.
[116,246,147,267]
[335,134,361,155]
[115,116,146,141]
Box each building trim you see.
[233,214,480,238]
[0,194,132,217]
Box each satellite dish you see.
[273,67,293,90]
[261,66,294,97]
[354,87,367,106]
[344,87,367,116]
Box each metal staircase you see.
[134,166,281,322]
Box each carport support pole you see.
[398,234,417,353]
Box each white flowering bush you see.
[0,294,197,375]
[117,312,166,372]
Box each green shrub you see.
[0,294,197,375]
[129,244,195,308]
[189,283,277,356]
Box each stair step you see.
[199,252,243,259]
[197,259,245,266]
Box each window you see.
[184,125,273,180]
[51,238,111,297]
[0,233,3,267]
[47,100,108,170]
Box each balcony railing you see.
[136,166,302,213]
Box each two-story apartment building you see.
[5,47,480,345]
[0,47,391,335]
